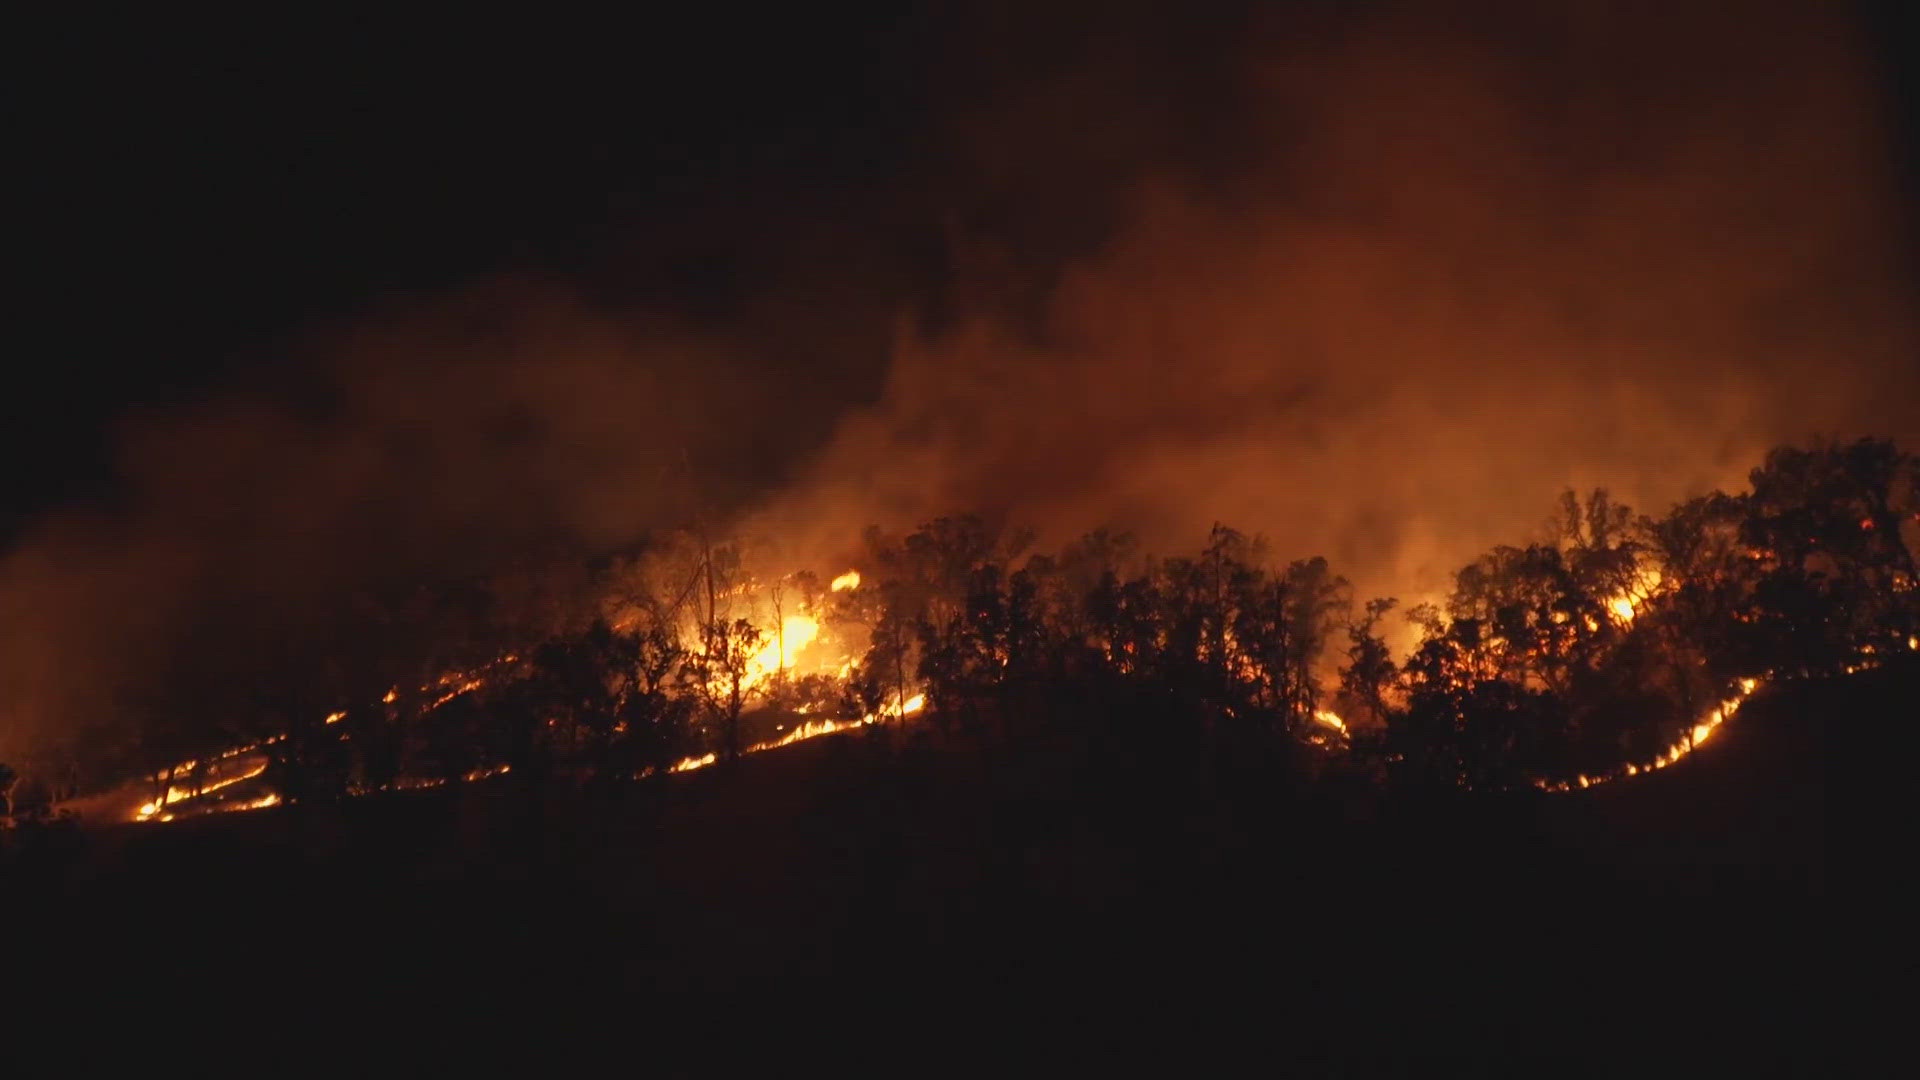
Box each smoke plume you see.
[749,0,1918,599]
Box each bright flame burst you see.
[1603,566,1665,625]
[135,760,270,821]
[830,569,861,592]
[746,614,822,687]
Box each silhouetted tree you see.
[1636,492,1753,744]
[608,622,693,776]
[693,617,766,761]
[1340,597,1400,729]
[1276,556,1351,733]
[1742,438,1919,670]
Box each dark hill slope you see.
[16,664,1878,1065]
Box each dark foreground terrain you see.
[9,665,1874,1069]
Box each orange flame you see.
[135,759,269,821]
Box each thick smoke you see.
[748,0,1918,601]
[0,290,791,762]
[3,1,1914,764]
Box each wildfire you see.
[830,569,861,592]
[1313,709,1348,735]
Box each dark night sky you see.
[9,2,1918,542]
[13,4,946,533]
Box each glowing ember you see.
[830,569,861,592]
[324,710,346,724]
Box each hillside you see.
[11,664,1874,1066]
